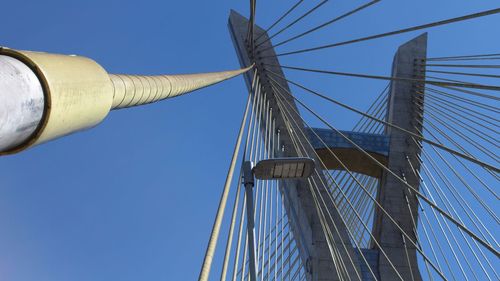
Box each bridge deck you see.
[307,128,389,178]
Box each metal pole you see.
[0,47,252,155]
[243,161,258,281]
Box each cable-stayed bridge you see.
[198,2,500,281]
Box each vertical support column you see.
[243,161,258,281]
[229,10,361,281]
[373,33,427,281]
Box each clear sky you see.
[0,1,498,280]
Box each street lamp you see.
[242,157,315,281]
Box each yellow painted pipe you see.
[0,47,252,155]
[109,70,253,109]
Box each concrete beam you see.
[229,10,361,281]
[373,33,427,281]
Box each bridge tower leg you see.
[373,33,427,281]
[229,10,361,281]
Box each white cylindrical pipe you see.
[0,55,44,152]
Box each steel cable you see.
[266,8,500,57]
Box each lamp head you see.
[253,157,315,180]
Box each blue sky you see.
[0,1,498,280]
